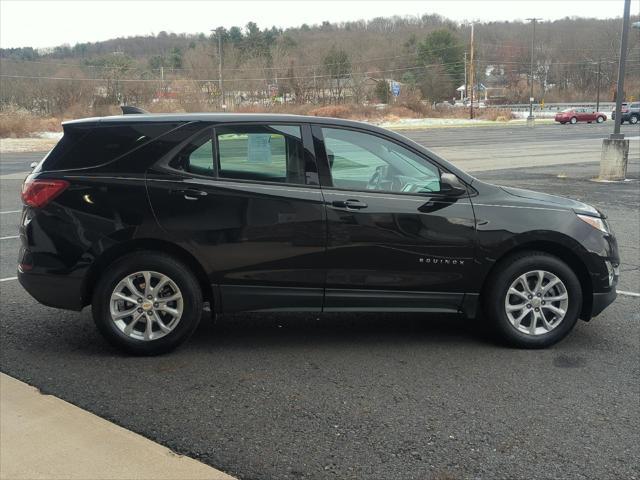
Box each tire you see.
[569,117,578,124]
[630,115,639,125]
[92,251,203,355]
[596,116,605,123]
[483,251,582,348]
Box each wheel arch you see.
[480,240,594,320]
[81,238,213,309]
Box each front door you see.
[312,126,477,312]
[147,123,326,313]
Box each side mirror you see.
[30,162,38,169]
[440,172,466,196]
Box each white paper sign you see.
[247,134,272,163]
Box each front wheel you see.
[596,116,605,123]
[92,251,203,355]
[570,117,578,124]
[484,252,582,348]
[630,115,639,125]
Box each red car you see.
[555,108,607,124]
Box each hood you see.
[500,186,602,217]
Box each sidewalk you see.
[0,373,234,480]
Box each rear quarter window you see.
[44,122,180,171]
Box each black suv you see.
[611,102,640,124]
[18,112,619,354]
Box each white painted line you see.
[0,277,17,282]
[617,290,640,298]
[0,210,21,214]
[0,235,19,240]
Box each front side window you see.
[216,125,309,185]
[321,127,441,194]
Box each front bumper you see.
[591,289,618,318]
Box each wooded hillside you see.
[1,14,638,117]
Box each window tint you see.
[45,123,179,170]
[321,128,441,194]
[170,130,215,176]
[216,125,308,184]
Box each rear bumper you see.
[18,269,84,311]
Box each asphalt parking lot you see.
[1,123,639,479]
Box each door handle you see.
[179,189,208,200]
[332,199,368,210]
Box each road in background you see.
[1,123,639,479]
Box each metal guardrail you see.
[497,102,617,112]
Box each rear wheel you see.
[630,115,639,125]
[92,251,203,355]
[484,252,582,348]
[570,117,578,124]
[596,116,605,123]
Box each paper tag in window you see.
[247,134,272,163]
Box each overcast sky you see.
[1,0,637,49]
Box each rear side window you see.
[169,130,215,177]
[216,125,307,185]
[44,122,180,170]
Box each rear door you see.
[312,125,477,312]
[147,123,326,313]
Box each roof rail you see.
[121,106,149,115]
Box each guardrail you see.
[495,103,617,112]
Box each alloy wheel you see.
[109,271,183,341]
[504,270,569,336]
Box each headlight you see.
[577,213,608,233]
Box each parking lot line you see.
[0,210,21,214]
[617,290,640,298]
[0,277,17,282]
[0,235,19,240]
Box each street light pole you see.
[469,23,474,120]
[526,18,541,122]
[599,0,632,181]
[611,0,631,140]
[595,57,601,113]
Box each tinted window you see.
[321,128,441,194]
[170,130,215,177]
[216,125,308,185]
[44,122,180,170]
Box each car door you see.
[312,125,477,313]
[146,123,326,313]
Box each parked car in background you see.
[18,111,619,354]
[611,102,640,124]
[555,108,607,124]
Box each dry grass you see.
[0,102,514,138]
[0,109,62,138]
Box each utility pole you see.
[526,18,541,123]
[463,51,467,103]
[212,27,225,109]
[469,23,474,119]
[596,57,601,112]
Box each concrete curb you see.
[0,373,235,480]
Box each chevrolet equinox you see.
[18,111,619,354]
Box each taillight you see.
[21,179,69,208]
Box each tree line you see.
[1,13,638,116]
